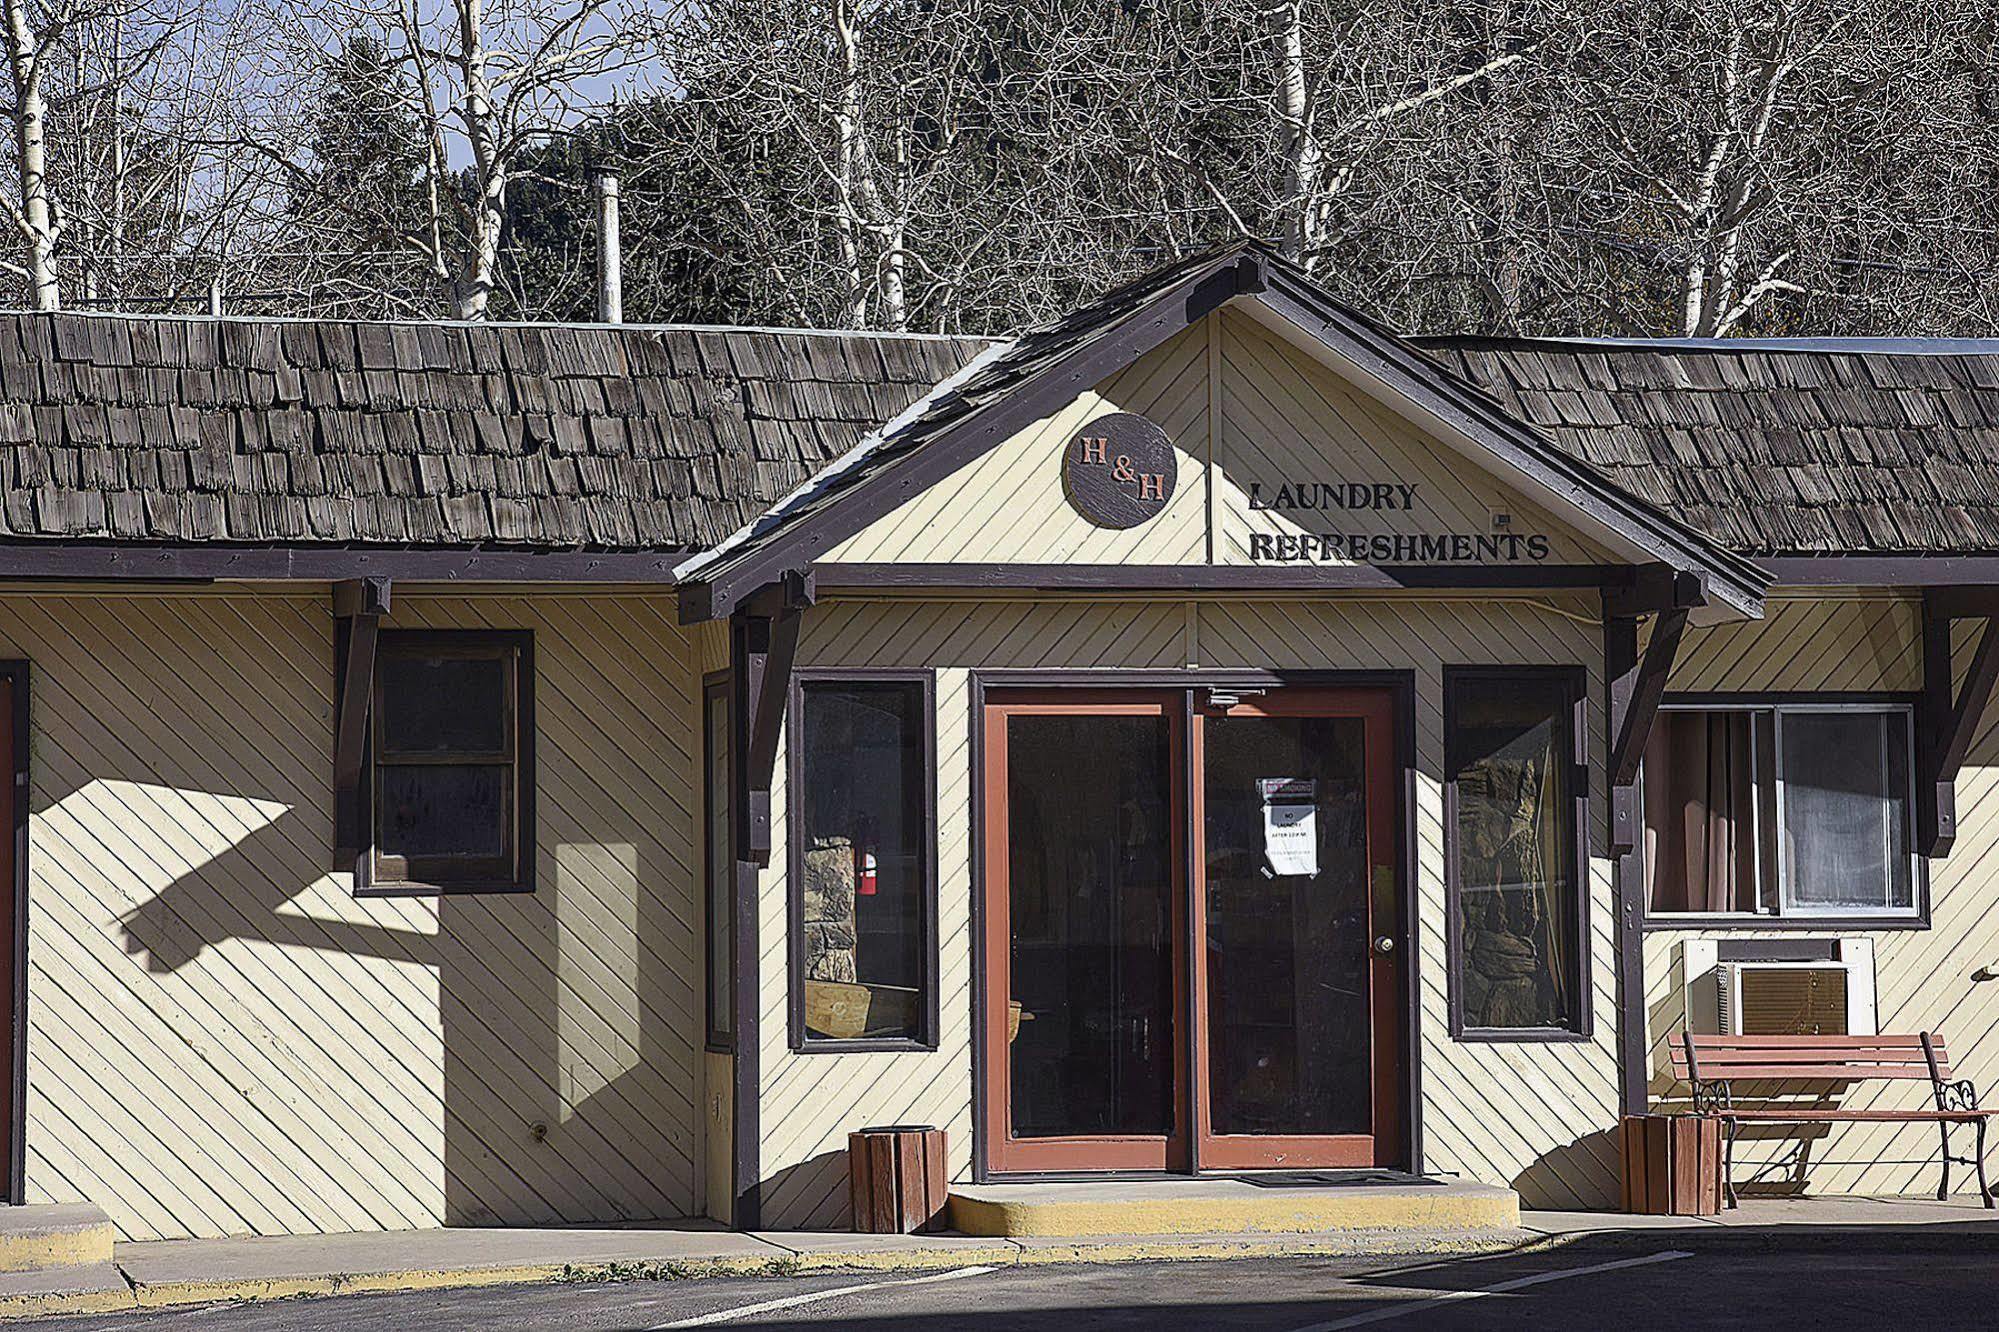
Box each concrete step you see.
[0,1204,115,1272]
[948,1175,1520,1238]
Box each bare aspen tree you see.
[663,0,983,331]
[0,0,58,305]
[1562,0,1977,337]
[0,0,260,310]
[1578,0,1833,336]
[257,0,663,318]
[5,0,1984,334]
[1225,0,1541,273]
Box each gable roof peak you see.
[678,243,1768,622]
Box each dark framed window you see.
[787,671,938,1052]
[704,673,734,1051]
[1643,698,1922,925]
[1444,666,1589,1040]
[360,630,533,896]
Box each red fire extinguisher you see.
[856,845,879,897]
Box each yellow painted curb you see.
[949,1189,1520,1238]
[787,1245,1021,1273]
[1010,1232,1531,1266]
[0,1222,1553,1320]
[0,1288,136,1319]
[122,1256,784,1311]
[132,1276,340,1308]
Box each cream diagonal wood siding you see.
[1646,594,1999,1196]
[1666,593,1921,694]
[15,591,702,1241]
[1212,312,1610,565]
[821,323,1211,565]
[754,594,1617,1228]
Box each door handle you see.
[1372,935,1396,956]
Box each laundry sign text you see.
[1245,478,1550,562]
[1248,531,1551,562]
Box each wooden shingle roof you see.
[1420,336,1999,555]
[0,312,992,549]
[7,298,1998,566]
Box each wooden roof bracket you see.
[1604,564,1703,855]
[1919,590,1999,857]
[730,571,813,866]
[332,577,391,868]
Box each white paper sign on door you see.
[1258,777,1318,877]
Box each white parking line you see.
[649,1264,1000,1328]
[1286,1249,1694,1330]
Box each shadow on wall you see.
[758,1148,853,1230]
[1511,1127,1621,1210]
[104,782,691,1231]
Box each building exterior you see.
[1,244,1996,1240]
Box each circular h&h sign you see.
[1063,413,1176,529]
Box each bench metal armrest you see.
[1692,1079,1733,1115]
[1938,1079,1981,1112]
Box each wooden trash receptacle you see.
[1621,1114,1722,1216]
[848,1125,949,1234]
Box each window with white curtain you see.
[1643,701,1918,920]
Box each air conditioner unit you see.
[1716,961,1874,1035]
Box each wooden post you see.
[596,172,622,324]
[1606,612,1648,1120]
[1918,593,1999,857]
[332,577,390,866]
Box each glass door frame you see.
[1191,688,1402,1170]
[974,673,1411,1180]
[978,689,1190,1174]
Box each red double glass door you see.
[981,687,1402,1175]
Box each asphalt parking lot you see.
[18,1235,1999,1331]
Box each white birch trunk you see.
[3,0,57,310]
[832,0,868,326]
[453,0,505,319]
[1272,1,1320,263]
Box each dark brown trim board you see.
[1763,556,1999,587]
[1442,664,1594,1044]
[724,619,770,1230]
[702,672,735,1054]
[784,669,941,1054]
[1604,617,1648,1116]
[0,661,24,1204]
[0,543,688,584]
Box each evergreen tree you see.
[286,33,437,315]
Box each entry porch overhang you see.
[673,243,1771,628]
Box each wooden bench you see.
[1670,1032,1998,1208]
